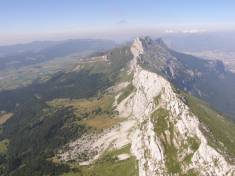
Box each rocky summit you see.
[57,37,235,175]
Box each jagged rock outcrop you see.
[137,37,235,119]
[58,37,235,176]
[117,37,235,175]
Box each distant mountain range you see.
[162,31,235,52]
[0,39,116,70]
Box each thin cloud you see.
[117,19,128,24]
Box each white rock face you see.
[117,153,130,161]
[131,37,144,58]
[116,38,235,176]
[58,119,135,165]
[121,68,166,176]
[59,37,235,176]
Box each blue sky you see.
[1,0,235,43]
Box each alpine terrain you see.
[0,36,235,176]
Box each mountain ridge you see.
[0,36,235,176]
[126,38,234,175]
[135,36,235,119]
[56,37,235,175]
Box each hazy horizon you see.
[1,0,235,45]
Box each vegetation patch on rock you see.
[62,145,138,176]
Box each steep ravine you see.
[116,38,235,176]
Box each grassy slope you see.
[182,93,235,162]
[117,83,135,104]
[171,50,235,119]
[80,116,122,130]
[0,70,112,175]
[62,145,138,176]
[48,95,122,131]
[0,139,9,154]
[0,45,133,175]
[151,108,182,174]
[151,103,200,176]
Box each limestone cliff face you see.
[58,37,235,176]
[116,37,235,176]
